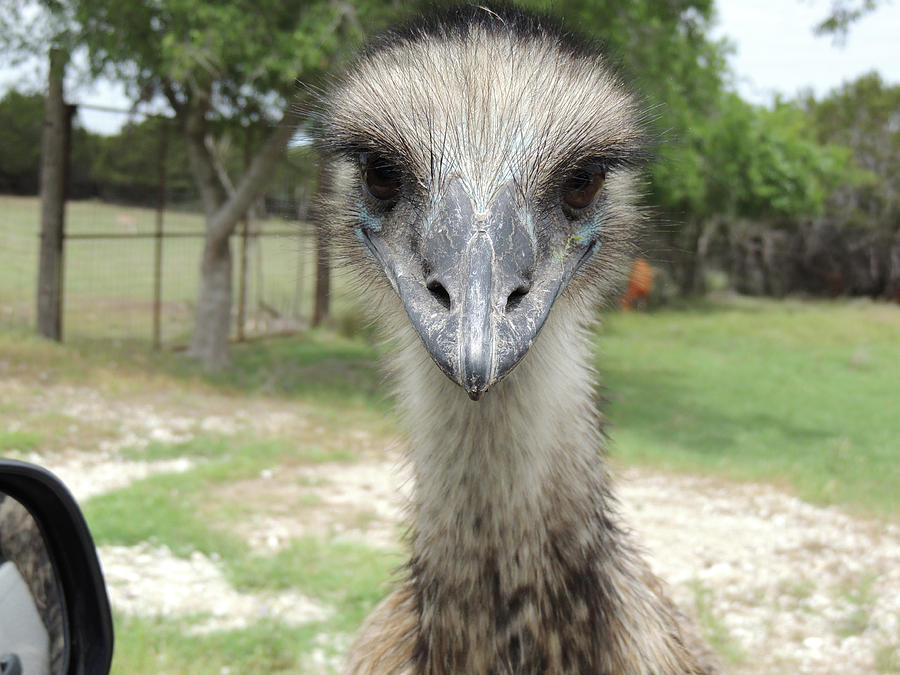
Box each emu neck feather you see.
[400,301,608,566]
[346,302,709,674]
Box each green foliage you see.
[3,0,895,303]
[518,0,853,286]
[89,116,196,203]
[0,0,77,59]
[0,91,44,192]
[699,94,850,221]
[814,0,882,41]
[803,73,900,232]
[72,0,401,119]
[0,88,108,197]
[523,0,728,217]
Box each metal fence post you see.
[237,216,249,342]
[152,122,168,350]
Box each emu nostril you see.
[505,284,530,312]
[426,279,451,310]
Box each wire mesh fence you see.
[0,196,39,331]
[1,194,316,346]
[0,104,320,348]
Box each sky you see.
[713,0,900,104]
[1,0,899,135]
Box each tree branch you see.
[206,95,304,244]
[183,85,229,219]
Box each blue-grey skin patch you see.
[573,213,602,246]
[357,203,384,233]
[356,203,385,259]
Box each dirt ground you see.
[2,374,898,674]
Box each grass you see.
[689,581,745,665]
[0,195,315,344]
[83,430,400,673]
[111,614,339,674]
[875,643,900,673]
[601,296,900,518]
[833,573,877,638]
[3,293,898,518]
[201,331,388,412]
[83,431,400,673]
[2,293,899,671]
[0,429,41,452]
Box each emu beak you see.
[366,178,582,400]
[361,178,593,399]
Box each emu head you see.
[317,5,647,400]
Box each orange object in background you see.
[621,258,654,311]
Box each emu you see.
[315,4,717,673]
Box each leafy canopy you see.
[71,0,398,123]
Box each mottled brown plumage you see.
[316,4,718,673]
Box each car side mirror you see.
[0,460,113,674]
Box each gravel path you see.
[619,468,900,674]
[2,375,898,673]
[94,452,900,673]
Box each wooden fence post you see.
[36,48,71,341]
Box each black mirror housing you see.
[0,460,113,675]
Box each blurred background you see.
[0,1,898,673]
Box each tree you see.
[66,0,401,368]
[815,0,883,42]
[90,116,196,205]
[521,1,862,296]
[802,74,900,297]
[521,1,729,290]
[804,73,899,232]
[0,91,45,194]
[1,1,82,340]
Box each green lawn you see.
[4,294,896,518]
[601,296,900,518]
[0,195,318,345]
[2,295,898,672]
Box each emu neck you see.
[379,301,711,674]
[394,300,615,591]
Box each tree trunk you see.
[189,237,233,369]
[890,236,900,302]
[36,48,70,341]
[176,85,302,369]
[677,217,706,296]
[313,230,331,327]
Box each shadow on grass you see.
[197,334,390,410]
[603,366,834,457]
[600,349,900,517]
[1,324,390,410]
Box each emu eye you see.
[562,167,606,210]
[360,154,401,201]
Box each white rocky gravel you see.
[41,451,196,501]
[185,454,900,674]
[99,543,330,634]
[618,468,900,674]
[234,455,411,552]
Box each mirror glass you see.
[0,493,66,675]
